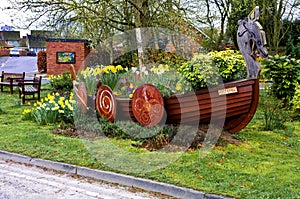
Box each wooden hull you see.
[115,78,259,133]
[115,98,135,121]
[164,79,259,133]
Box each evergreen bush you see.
[261,55,300,105]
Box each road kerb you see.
[0,150,231,199]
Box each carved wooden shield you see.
[95,85,117,122]
[76,82,88,112]
[132,84,165,126]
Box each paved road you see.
[0,56,38,74]
[0,160,168,199]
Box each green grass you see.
[0,90,299,198]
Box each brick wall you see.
[0,49,9,57]
[46,39,90,75]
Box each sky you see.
[0,0,31,37]
[0,0,11,24]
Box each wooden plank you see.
[167,105,250,124]
[167,102,251,121]
[226,79,260,133]
[165,84,253,105]
[166,96,251,116]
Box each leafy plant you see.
[291,83,300,119]
[285,36,300,59]
[77,65,126,94]
[115,50,247,97]
[77,66,101,95]
[144,49,187,69]
[209,50,247,82]
[115,64,193,97]
[48,72,73,94]
[261,55,300,105]
[177,53,221,90]
[100,65,126,90]
[256,90,290,130]
[22,92,76,125]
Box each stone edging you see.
[0,150,231,199]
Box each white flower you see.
[141,66,146,72]
[157,69,165,75]
[131,67,137,73]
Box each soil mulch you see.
[53,124,242,151]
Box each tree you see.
[227,0,300,54]
[183,0,230,50]
[184,0,300,53]
[7,0,185,46]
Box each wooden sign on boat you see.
[90,6,268,133]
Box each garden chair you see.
[18,75,42,104]
[0,71,25,94]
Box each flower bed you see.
[22,92,76,125]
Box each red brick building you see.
[46,39,90,75]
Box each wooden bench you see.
[18,75,42,104]
[0,71,25,94]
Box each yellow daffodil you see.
[116,65,123,71]
[22,109,31,114]
[176,83,182,91]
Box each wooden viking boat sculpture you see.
[88,6,268,133]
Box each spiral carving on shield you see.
[95,85,117,122]
[132,84,165,126]
[75,82,88,112]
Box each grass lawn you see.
[0,89,299,198]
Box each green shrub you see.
[291,83,300,118]
[285,36,295,57]
[261,55,300,105]
[113,50,139,68]
[177,50,247,91]
[37,50,47,73]
[48,72,73,94]
[209,50,247,82]
[74,112,177,150]
[257,90,290,130]
[295,44,300,59]
[285,36,300,59]
[144,49,187,69]
[113,49,187,70]
[177,53,221,90]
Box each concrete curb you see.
[0,150,231,199]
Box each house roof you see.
[27,31,54,48]
[27,35,47,48]
[0,31,20,41]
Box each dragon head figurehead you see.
[237,6,268,79]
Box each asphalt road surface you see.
[0,160,168,199]
[0,56,38,74]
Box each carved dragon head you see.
[237,6,268,79]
